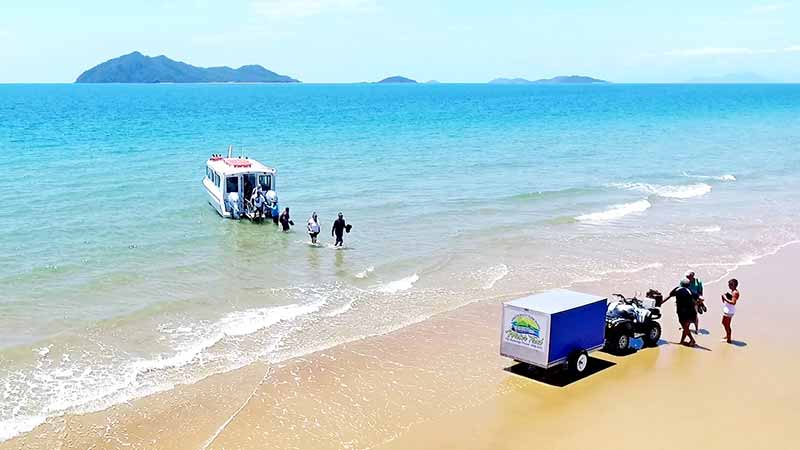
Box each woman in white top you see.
[251,187,265,218]
[307,212,321,244]
[721,278,740,343]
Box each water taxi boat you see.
[203,147,278,220]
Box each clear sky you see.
[1,0,799,83]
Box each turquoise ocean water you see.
[2,83,800,440]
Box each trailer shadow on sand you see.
[504,336,679,387]
[504,356,616,387]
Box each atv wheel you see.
[568,351,589,375]
[643,322,662,347]
[607,333,630,354]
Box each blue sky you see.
[1,0,799,83]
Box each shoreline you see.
[4,240,799,449]
[382,242,800,450]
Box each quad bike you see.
[604,290,664,354]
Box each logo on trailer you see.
[510,315,540,337]
[505,314,545,351]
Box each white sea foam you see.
[0,299,325,443]
[683,172,736,182]
[0,415,46,443]
[692,225,721,233]
[575,199,652,224]
[217,300,325,338]
[355,266,375,279]
[610,182,712,199]
[480,264,509,290]
[570,276,602,285]
[597,262,663,276]
[699,239,800,285]
[377,274,419,294]
[323,300,355,318]
[135,300,326,375]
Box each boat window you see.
[259,174,272,191]
[226,176,239,194]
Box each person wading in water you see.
[279,207,293,232]
[307,212,321,244]
[331,212,348,247]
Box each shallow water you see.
[1,83,800,441]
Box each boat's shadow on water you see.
[505,357,616,387]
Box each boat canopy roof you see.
[207,157,276,176]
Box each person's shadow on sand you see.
[666,341,713,351]
[727,340,748,347]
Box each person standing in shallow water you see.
[307,212,321,244]
[663,278,698,347]
[279,207,293,232]
[721,278,740,343]
[332,212,347,247]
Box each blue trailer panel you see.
[500,290,607,369]
[548,300,607,365]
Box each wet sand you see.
[4,244,798,450]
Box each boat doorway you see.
[243,174,257,200]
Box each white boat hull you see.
[203,178,230,218]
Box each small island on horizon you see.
[489,75,609,84]
[75,51,299,83]
[377,76,417,84]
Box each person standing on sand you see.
[686,271,705,333]
[721,278,740,343]
[307,212,321,244]
[332,212,347,247]
[663,278,698,347]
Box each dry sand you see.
[4,244,798,450]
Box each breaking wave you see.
[355,266,375,279]
[597,262,663,276]
[683,172,736,182]
[610,182,712,199]
[575,199,652,224]
[508,187,596,202]
[377,274,419,294]
[692,225,722,233]
[470,264,509,290]
[0,299,325,443]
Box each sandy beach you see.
[4,241,798,450]
[5,3,800,448]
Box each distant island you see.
[489,75,609,84]
[76,51,299,83]
[377,76,417,84]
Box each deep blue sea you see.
[2,83,800,440]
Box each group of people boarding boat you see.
[246,185,350,247]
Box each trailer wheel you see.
[643,322,662,347]
[568,351,589,375]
